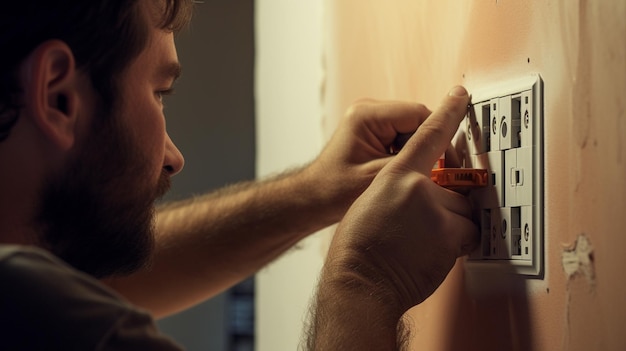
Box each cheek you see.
[145,117,168,177]
[126,100,168,179]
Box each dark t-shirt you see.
[0,245,184,350]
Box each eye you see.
[156,88,175,103]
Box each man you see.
[0,0,477,349]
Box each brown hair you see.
[0,0,194,141]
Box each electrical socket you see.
[461,75,544,277]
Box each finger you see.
[361,100,432,133]
[444,143,461,167]
[446,213,480,257]
[394,86,470,173]
[450,131,472,169]
[436,186,473,218]
[350,100,432,150]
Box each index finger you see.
[394,86,470,173]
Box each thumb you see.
[394,86,470,174]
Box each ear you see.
[18,40,83,151]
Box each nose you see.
[163,132,185,176]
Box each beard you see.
[36,106,171,279]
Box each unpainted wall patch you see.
[561,233,595,287]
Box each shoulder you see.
[0,244,121,311]
[0,244,106,292]
[0,245,182,350]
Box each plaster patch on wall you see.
[562,234,597,349]
[561,234,595,287]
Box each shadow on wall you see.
[442,103,536,351]
[442,265,535,351]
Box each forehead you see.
[130,0,180,75]
[125,27,179,84]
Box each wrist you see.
[323,244,415,316]
[307,250,408,350]
[298,157,370,225]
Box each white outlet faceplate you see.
[459,74,543,277]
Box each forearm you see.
[105,164,344,318]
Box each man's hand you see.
[303,98,433,223]
[306,86,478,350]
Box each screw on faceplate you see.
[501,219,507,238]
[492,116,497,134]
[524,110,530,128]
[524,223,530,241]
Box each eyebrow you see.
[159,61,182,82]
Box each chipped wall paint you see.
[562,234,595,286]
[322,0,626,349]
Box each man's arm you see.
[104,100,432,318]
[305,87,478,350]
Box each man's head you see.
[0,0,192,278]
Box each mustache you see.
[156,169,172,200]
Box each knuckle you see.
[343,103,367,124]
[345,98,376,117]
[415,103,431,116]
[402,173,435,200]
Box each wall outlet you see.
[461,75,544,277]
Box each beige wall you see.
[255,1,326,350]
[323,0,626,350]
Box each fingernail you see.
[449,86,468,97]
